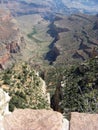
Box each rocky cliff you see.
[0,88,98,130]
[45,14,98,65]
[0,9,25,69]
[0,62,50,111]
[0,88,10,116]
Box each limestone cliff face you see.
[0,9,25,69]
[0,88,10,116]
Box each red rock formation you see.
[0,53,10,65]
[0,9,25,68]
[70,112,98,130]
[6,42,20,53]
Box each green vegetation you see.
[61,58,98,114]
[1,57,98,115]
[27,27,43,43]
[27,27,37,39]
[0,62,49,111]
[45,58,98,115]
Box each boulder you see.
[3,109,69,130]
[70,112,98,130]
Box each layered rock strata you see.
[0,9,24,69]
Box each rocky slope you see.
[0,88,97,130]
[0,9,25,69]
[0,74,98,130]
[45,14,98,65]
[0,62,50,111]
[0,88,68,130]
[0,89,98,130]
[0,1,98,67]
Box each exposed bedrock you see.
[0,9,25,69]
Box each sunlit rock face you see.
[0,88,10,116]
[0,88,10,130]
[70,112,98,130]
[3,109,69,130]
[0,9,25,69]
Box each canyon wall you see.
[0,9,25,69]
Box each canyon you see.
[45,14,98,65]
[0,1,98,68]
[0,1,98,129]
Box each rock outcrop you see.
[0,63,50,111]
[0,88,98,130]
[0,88,10,130]
[3,109,68,130]
[0,88,10,116]
[70,112,98,130]
[2,110,98,130]
[0,86,68,130]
